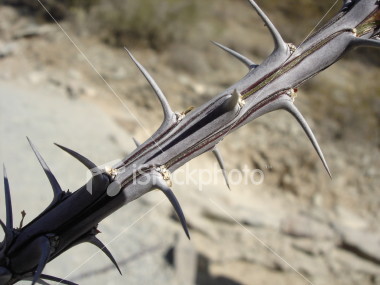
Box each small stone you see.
[233,206,281,229]
[68,69,82,80]
[280,214,335,240]
[28,71,45,84]
[338,227,380,265]
[292,239,333,256]
[0,41,18,58]
[83,87,97,98]
[66,82,84,99]
[334,206,368,229]
[13,24,54,39]
[112,66,127,80]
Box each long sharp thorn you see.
[247,0,286,52]
[40,274,78,285]
[32,237,51,285]
[351,38,380,49]
[27,138,62,203]
[0,220,12,246]
[283,102,332,178]
[155,180,190,239]
[124,47,173,122]
[0,220,6,233]
[88,236,122,275]
[3,165,13,229]
[212,148,230,190]
[133,137,141,147]
[211,41,258,70]
[223,89,240,112]
[54,143,101,177]
[24,278,49,285]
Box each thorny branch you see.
[0,1,379,284]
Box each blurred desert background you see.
[0,0,379,284]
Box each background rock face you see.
[0,1,379,284]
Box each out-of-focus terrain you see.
[0,0,379,284]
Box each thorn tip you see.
[154,178,190,239]
[27,137,63,205]
[3,164,13,229]
[212,41,257,70]
[212,148,231,189]
[282,102,331,178]
[124,48,173,122]
[247,0,287,53]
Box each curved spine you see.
[54,143,103,177]
[27,138,63,205]
[212,41,258,69]
[212,148,231,189]
[281,101,332,178]
[2,165,13,229]
[124,48,174,123]
[39,274,78,285]
[88,236,122,275]
[350,38,380,48]
[247,0,287,53]
[0,220,12,248]
[154,176,190,239]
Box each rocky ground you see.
[0,1,379,285]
